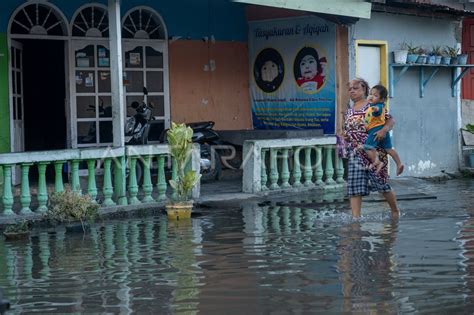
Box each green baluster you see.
[114,157,127,206]
[303,147,313,187]
[335,152,345,184]
[53,161,65,193]
[281,206,291,234]
[71,160,81,194]
[156,155,167,201]
[2,165,15,216]
[293,207,302,233]
[270,206,281,235]
[171,158,177,200]
[269,148,279,190]
[325,146,336,185]
[102,158,115,206]
[315,147,324,185]
[142,155,154,203]
[128,157,140,205]
[37,162,49,213]
[280,149,290,188]
[20,163,33,215]
[292,147,302,188]
[86,159,98,202]
[260,149,268,191]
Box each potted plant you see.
[3,220,30,240]
[406,43,420,64]
[165,122,201,220]
[462,124,474,167]
[430,45,443,65]
[393,42,408,64]
[445,46,459,65]
[416,47,428,64]
[47,190,99,233]
[457,51,469,65]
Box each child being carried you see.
[363,84,404,176]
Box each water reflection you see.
[1,191,474,313]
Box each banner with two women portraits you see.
[249,16,336,134]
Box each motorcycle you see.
[125,87,154,145]
[124,88,225,183]
[159,121,223,182]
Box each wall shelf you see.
[388,63,474,98]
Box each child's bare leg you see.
[386,149,404,175]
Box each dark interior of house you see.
[22,39,66,152]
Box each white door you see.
[357,45,381,89]
[10,40,24,153]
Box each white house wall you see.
[350,12,460,177]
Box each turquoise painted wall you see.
[0,33,10,154]
[0,0,247,41]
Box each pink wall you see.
[169,40,252,130]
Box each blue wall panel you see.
[0,0,247,41]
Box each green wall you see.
[0,33,10,154]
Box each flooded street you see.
[1,178,473,314]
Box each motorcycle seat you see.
[187,121,214,131]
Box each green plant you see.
[416,47,427,55]
[406,43,420,54]
[445,46,459,58]
[431,45,442,56]
[4,220,30,234]
[399,41,409,51]
[47,190,99,232]
[462,123,474,134]
[167,122,201,203]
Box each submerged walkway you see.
[0,168,454,225]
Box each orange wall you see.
[169,40,252,130]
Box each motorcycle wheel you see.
[200,145,221,182]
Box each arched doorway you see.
[8,0,69,152]
[122,6,170,142]
[70,3,112,148]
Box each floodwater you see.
[1,179,474,314]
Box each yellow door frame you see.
[355,40,389,107]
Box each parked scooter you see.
[124,87,154,145]
[159,121,223,182]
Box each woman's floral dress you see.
[343,103,391,196]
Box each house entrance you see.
[21,39,66,151]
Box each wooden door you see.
[462,18,474,99]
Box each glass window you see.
[75,45,95,68]
[98,71,111,92]
[77,96,96,118]
[15,48,21,69]
[97,46,110,68]
[77,122,96,144]
[126,95,143,117]
[12,97,17,120]
[11,71,16,95]
[125,46,143,68]
[148,95,165,116]
[16,97,22,120]
[76,71,95,93]
[17,72,21,94]
[124,71,144,92]
[146,71,163,92]
[146,47,163,68]
[99,121,113,143]
[98,96,112,118]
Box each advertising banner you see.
[249,16,336,134]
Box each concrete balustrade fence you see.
[242,137,345,193]
[0,145,200,216]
